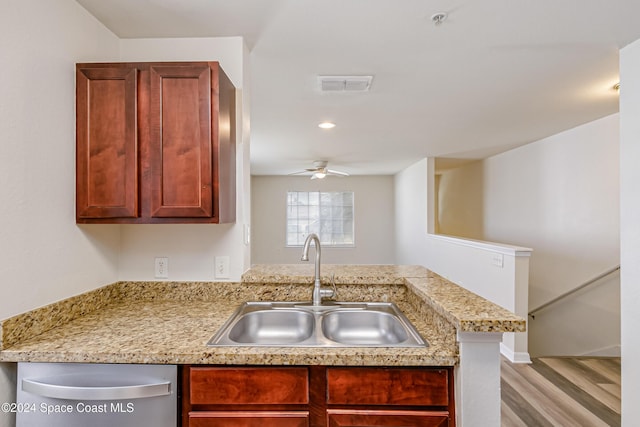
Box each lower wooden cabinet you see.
[326,367,450,406]
[181,366,455,427]
[327,410,449,427]
[189,367,309,405]
[188,411,309,427]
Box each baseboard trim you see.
[500,343,532,364]
[579,345,621,357]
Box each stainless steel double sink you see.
[208,301,428,348]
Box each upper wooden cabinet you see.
[76,62,236,224]
[76,65,139,219]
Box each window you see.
[286,191,354,246]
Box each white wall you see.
[395,159,532,362]
[394,159,430,264]
[1,24,252,427]
[482,114,620,313]
[252,175,395,264]
[620,37,640,427]
[117,37,251,281]
[437,160,484,239]
[427,235,532,363]
[438,114,620,357]
[119,38,244,88]
[529,272,620,357]
[0,1,121,425]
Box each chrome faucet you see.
[301,233,335,305]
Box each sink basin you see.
[208,301,427,348]
[227,309,314,344]
[321,310,409,345]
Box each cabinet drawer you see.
[189,411,309,427]
[327,367,449,406]
[327,409,449,427]
[190,367,309,405]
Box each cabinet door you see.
[76,66,138,219]
[149,65,213,218]
[327,410,449,427]
[189,411,309,427]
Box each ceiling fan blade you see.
[327,169,349,176]
[289,162,348,179]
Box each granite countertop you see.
[244,265,526,333]
[0,265,525,367]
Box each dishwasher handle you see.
[22,378,171,401]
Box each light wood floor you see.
[501,357,621,427]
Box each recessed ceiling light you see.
[318,122,336,129]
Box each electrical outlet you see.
[215,256,230,279]
[155,257,169,278]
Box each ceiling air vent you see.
[318,75,373,92]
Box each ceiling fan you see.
[290,160,350,180]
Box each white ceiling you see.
[76,0,640,175]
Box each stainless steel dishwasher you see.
[16,362,177,427]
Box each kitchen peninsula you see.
[0,265,525,426]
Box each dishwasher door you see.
[17,362,177,427]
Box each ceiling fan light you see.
[312,171,327,179]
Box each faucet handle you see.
[318,274,338,301]
[329,273,338,300]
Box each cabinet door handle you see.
[22,378,171,401]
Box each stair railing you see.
[528,265,620,319]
